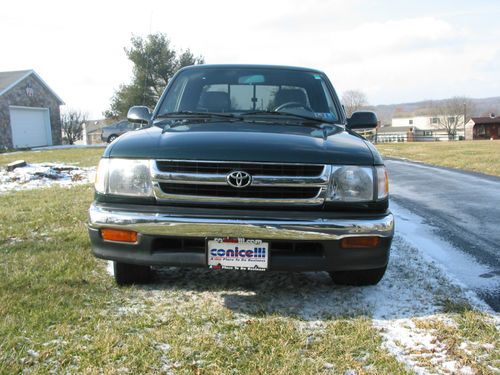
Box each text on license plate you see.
[207,238,269,271]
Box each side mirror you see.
[127,106,151,124]
[347,111,378,130]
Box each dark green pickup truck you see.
[88,64,393,285]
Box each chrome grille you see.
[156,160,324,176]
[152,160,330,206]
[159,183,321,199]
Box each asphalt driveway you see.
[385,159,500,311]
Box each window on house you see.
[477,125,485,135]
[409,119,413,125]
[432,117,439,124]
[424,131,433,136]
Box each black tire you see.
[113,261,152,286]
[107,134,118,143]
[329,266,387,286]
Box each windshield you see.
[156,67,340,123]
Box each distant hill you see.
[368,96,500,125]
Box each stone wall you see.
[0,74,62,150]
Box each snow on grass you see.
[376,202,500,374]
[155,342,176,375]
[102,229,498,373]
[106,261,114,277]
[97,193,498,373]
[0,163,95,193]
[375,317,461,375]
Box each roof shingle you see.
[0,70,32,94]
[470,116,500,125]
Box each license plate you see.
[207,238,269,271]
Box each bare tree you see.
[342,90,369,117]
[431,97,474,140]
[61,110,88,145]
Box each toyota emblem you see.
[226,171,252,188]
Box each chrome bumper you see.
[88,203,394,241]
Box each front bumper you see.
[88,202,394,271]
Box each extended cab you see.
[88,64,394,285]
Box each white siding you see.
[392,116,431,129]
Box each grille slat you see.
[156,161,324,177]
[159,183,320,199]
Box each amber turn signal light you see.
[101,228,138,243]
[340,236,380,249]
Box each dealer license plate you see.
[207,238,269,271]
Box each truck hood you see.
[106,122,376,165]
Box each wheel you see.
[113,261,152,286]
[107,134,118,143]
[329,266,387,286]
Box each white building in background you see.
[376,115,466,143]
[392,115,465,130]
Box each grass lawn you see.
[0,147,104,168]
[1,148,498,374]
[0,186,409,374]
[376,140,500,177]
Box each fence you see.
[373,134,464,143]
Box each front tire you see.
[329,266,387,286]
[113,261,152,286]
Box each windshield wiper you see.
[154,111,242,131]
[155,111,239,120]
[240,110,336,125]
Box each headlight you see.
[327,166,374,202]
[94,158,153,197]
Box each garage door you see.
[9,107,52,148]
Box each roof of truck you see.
[178,64,326,74]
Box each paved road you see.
[385,159,500,311]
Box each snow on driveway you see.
[385,159,500,310]
[391,201,499,307]
[0,163,95,193]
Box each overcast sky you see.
[2,0,500,118]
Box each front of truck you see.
[88,65,394,285]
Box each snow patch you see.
[156,342,177,375]
[27,349,39,358]
[106,261,114,277]
[375,317,461,375]
[0,163,95,193]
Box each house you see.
[0,70,64,150]
[379,115,466,142]
[81,119,114,145]
[465,114,500,140]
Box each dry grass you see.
[0,147,104,168]
[376,140,500,177]
[0,185,408,374]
